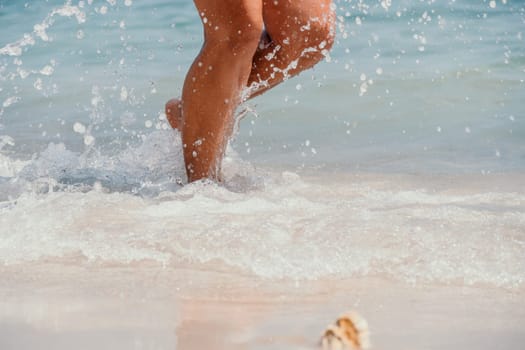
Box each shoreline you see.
[1,264,524,350]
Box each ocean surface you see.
[0,2,524,347]
[1,0,524,284]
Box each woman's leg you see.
[167,0,335,182]
[166,0,334,127]
[181,0,263,182]
[248,0,336,97]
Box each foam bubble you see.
[83,134,95,146]
[73,122,86,134]
[2,96,21,108]
[39,65,54,76]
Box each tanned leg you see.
[165,0,334,128]
[181,0,263,182]
[166,0,334,182]
[248,0,336,97]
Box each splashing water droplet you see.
[40,65,54,76]
[73,122,87,134]
[2,96,20,108]
[120,86,128,101]
[34,78,43,90]
[84,134,95,146]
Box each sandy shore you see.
[1,263,523,350]
[1,168,524,349]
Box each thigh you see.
[194,0,264,36]
[262,0,335,44]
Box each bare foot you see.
[165,98,182,129]
[321,311,370,350]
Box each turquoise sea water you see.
[0,1,524,290]
[1,0,523,172]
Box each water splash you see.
[0,1,86,57]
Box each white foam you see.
[0,136,523,290]
[0,155,27,178]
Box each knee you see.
[229,22,264,54]
[206,18,263,55]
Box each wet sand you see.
[1,263,524,350]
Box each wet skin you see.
[166,0,335,182]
